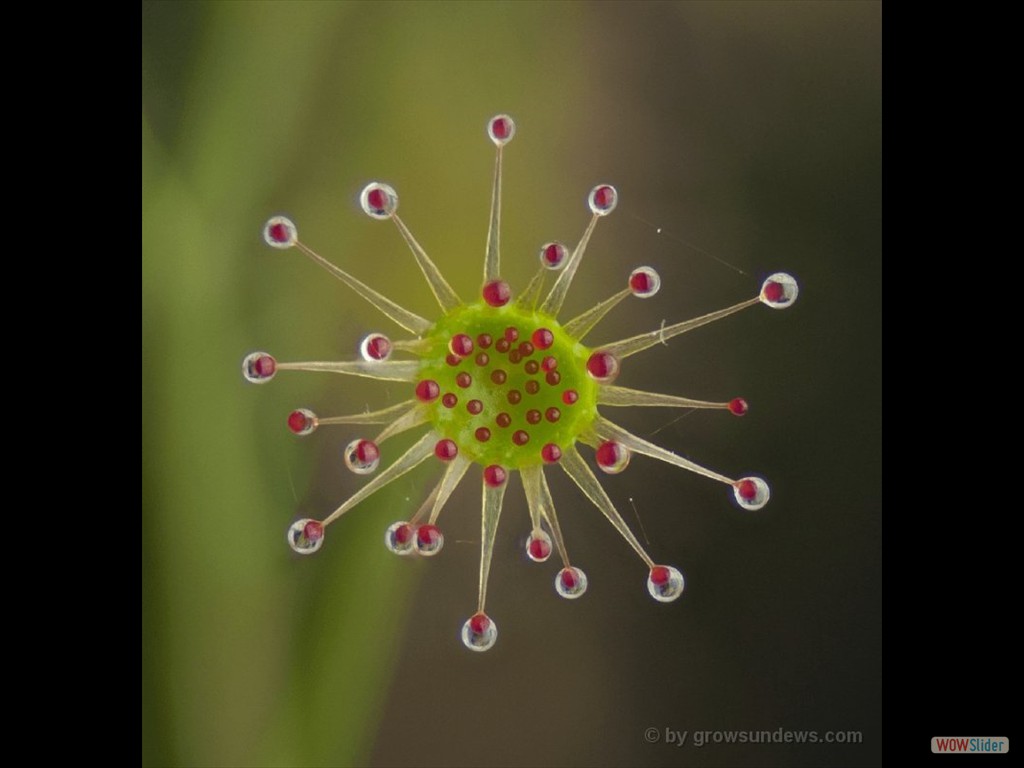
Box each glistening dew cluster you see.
[243,114,799,652]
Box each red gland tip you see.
[287,408,318,436]
[360,333,392,361]
[736,479,758,500]
[344,439,380,474]
[263,216,297,249]
[531,328,554,349]
[541,443,562,463]
[483,464,507,487]
[728,398,748,416]
[539,241,568,270]
[434,439,458,461]
[488,114,515,146]
[596,440,630,474]
[586,351,620,383]
[650,565,671,586]
[360,182,398,219]
[449,333,474,357]
[303,520,324,543]
[482,280,512,307]
[415,524,444,556]
[629,266,661,298]
[243,352,277,383]
[415,379,440,401]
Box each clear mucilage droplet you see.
[461,612,498,651]
[343,439,380,474]
[647,565,684,602]
[733,476,770,510]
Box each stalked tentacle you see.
[590,414,736,486]
[373,405,430,444]
[280,234,431,333]
[360,182,463,312]
[320,431,436,527]
[314,400,417,427]
[428,453,472,524]
[563,288,630,340]
[540,215,597,316]
[391,213,463,312]
[560,444,655,568]
[484,114,515,284]
[275,359,420,382]
[478,465,509,613]
[599,295,766,360]
[598,386,744,413]
[521,465,571,568]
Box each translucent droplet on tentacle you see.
[595,440,631,474]
[343,439,380,475]
[359,333,392,361]
[461,612,498,652]
[555,566,588,599]
[263,215,297,249]
[487,114,516,146]
[629,266,661,298]
[287,519,324,555]
[384,522,416,556]
[759,272,799,309]
[287,408,318,436]
[526,530,552,563]
[588,184,618,216]
[733,476,770,510]
[242,352,277,383]
[539,241,568,270]
[360,182,398,219]
[415,524,444,556]
[647,565,684,602]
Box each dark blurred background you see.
[143,2,880,766]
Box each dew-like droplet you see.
[595,440,630,474]
[526,530,552,562]
[555,566,588,599]
[588,184,618,216]
[647,565,685,602]
[483,465,507,487]
[586,351,620,383]
[760,272,799,309]
[482,279,511,307]
[287,408,318,436]
[384,521,416,556]
[360,333,392,361]
[263,215,297,249]
[539,241,568,270]
[488,114,516,146]
[287,518,324,555]
[461,612,498,651]
[415,524,444,556]
[629,266,661,298]
[242,351,277,383]
[360,182,398,219]
[733,476,770,510]
[728,397,748,416]
[343,439,380,474]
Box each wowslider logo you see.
[932,737,1008,754]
